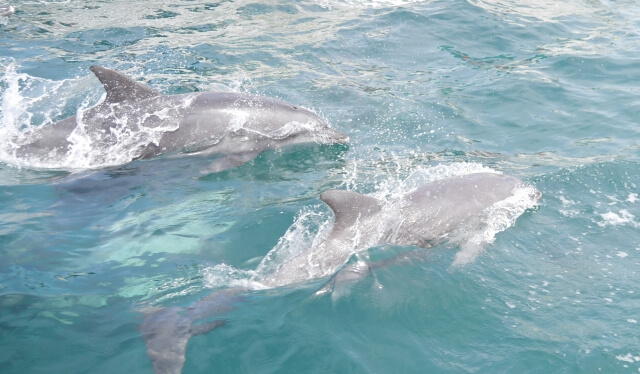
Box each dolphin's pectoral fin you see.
[90,65,160,104]
[189,319,227,336]
[200,151,262,174]
[314,257,372,300]
[320,190,383,228]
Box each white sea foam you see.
[599,210,638,227]
[0,64,97,168]
[616,353,640,363]
[202,206,333,291]
[451,184,540,266]
[558,193,579,217]
[202,263,264,290]
[251,206,334,286]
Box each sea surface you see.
[1,0,639,373]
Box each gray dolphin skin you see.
[0,4,14,17]
[16,66,348,170]
[262,172,541,287]
[138,288,245,374]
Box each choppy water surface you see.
[1,0,639,373]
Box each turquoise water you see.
[1,0,640,373]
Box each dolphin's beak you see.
[327,127,350,144]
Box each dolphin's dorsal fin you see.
[90,65,160,104]
[320,190,382,228]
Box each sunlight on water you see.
[468,0,601,23]
[316,0,431,10]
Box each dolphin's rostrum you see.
[15,66,348,170]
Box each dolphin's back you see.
[404,173,522,207]
[397,173,524,246]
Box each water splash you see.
[202,263,263,290]
[0,63,37,161]
[0,63,102,168]
[0,65,195,169]
[450,184,540,266]
[202,206,334,290]
[257,208,331,276]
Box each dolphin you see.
[15,66,348,170]
[138,172,540,373]
[0,4,13,17]
[261,172,541,287]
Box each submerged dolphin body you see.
[138,289,245,374]
[261,172,541,287]
[16,66,348,170]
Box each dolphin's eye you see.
[292,106,298,110]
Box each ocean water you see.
[1,0,639,373]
